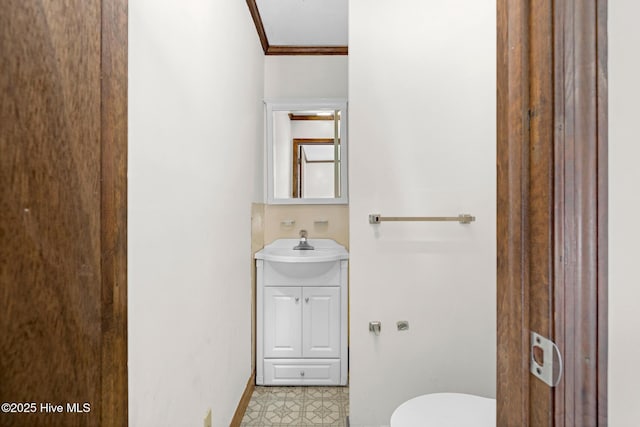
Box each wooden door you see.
[497,0,607,425]
[302,287,340,358]
[0,1,127,426]
[264,287,303,358]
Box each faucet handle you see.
[293,230,314,250]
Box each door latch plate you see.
[530,331,563,387]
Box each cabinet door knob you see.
[295,297,299,302]
[300,371,305,377]
[305,297,309,303]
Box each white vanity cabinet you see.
[256,239,348,386]
[264,286,341,359]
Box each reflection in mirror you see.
[294,140,338,198]
[266,100,348,204]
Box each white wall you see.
[128,1,264,426]
[348,1,496,426]
[265,56,347,203]
[609,2,640,426]
[264,56,348,99]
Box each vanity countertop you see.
[255,239,349,263]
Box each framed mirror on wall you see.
[265,99,348,204]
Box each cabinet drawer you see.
[263,359,340,385]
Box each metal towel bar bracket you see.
[368,213,476,224]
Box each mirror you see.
[265,100,348,204]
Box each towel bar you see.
[368,213,475,224]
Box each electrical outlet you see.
[204,409,212,427]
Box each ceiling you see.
[247,0,348,56]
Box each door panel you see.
[264,287,302,358]
[0,1,127,425]
[302,287,340,358]
[497,0,607,425]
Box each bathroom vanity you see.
[255,239,348,385]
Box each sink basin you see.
[255,239,349,263]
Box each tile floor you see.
[240,386,349,426]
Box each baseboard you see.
[229,370,256,427]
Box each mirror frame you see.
[265,99,348,205]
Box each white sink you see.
[255,239,349,263]
[256,239,348,282]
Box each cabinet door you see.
[302,287,340,358]
[264,287,302,358]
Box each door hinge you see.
[530,332,563,387]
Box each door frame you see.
[0,0,127,424]
[101,0,128,424]
[292,138,338,198]
[497,0,607,425]
[106,0,609,424]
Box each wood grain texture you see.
[245,0,347,56]
[0,2,102,425]
[229,372,256,427]
[288,114,336,121]
[553,1,606,425]
[0,0,127,425]
[246,0,269,54]
[100,0,128,425]
[528,0,555,424]
[496,0,530,425]
[266,46,348,56]
[596,1,608,424]
[498,1,607,425]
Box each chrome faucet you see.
[293,229,314,250]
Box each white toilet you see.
[390,393,495,427]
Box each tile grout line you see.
[240,386,348,427]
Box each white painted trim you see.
[256,259,265,385]
[340,259,349,385]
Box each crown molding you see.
[267,45,348,56]
[246,0,348,56]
